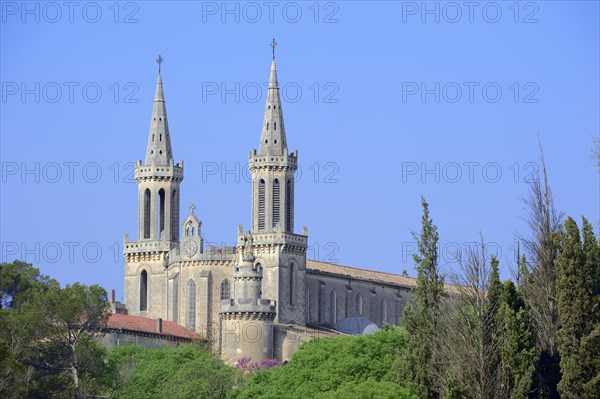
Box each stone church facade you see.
[122,53,416,363]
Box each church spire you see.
[258,40,287,156]
[145,55,173,166]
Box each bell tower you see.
[124,56,184,319]
[248,41,308,325]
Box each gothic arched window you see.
[140,270,148,311]
[158,188,165,239]
[172,277,179,324]
[220,279,230,301]
[285,180,292,233]
[143,189,151,239]
[329,290,337,324]
[258,179,266,231]
[186,279,196,331]
[289,263,295,306]
[318,283,325,324]
[306,287,311,324]
[273,179,280,228]
[355,293,363,316]
[171,189,178,241]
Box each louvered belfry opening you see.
[273,179,280,228]
[258,179,266,230]
[285,180,292,232]
[143,189,151,239]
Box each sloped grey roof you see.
[334,316,380,335]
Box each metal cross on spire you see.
[156,54,164,73]
[270,38,278,60]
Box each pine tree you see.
[556,217,594,398]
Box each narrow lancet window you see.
[158,188,165,238]
[285,180,292,232]
[220,279,231,301]
[273,179,280,228]
[289,263,295,306]
[143,189,151,239]
[330,290,337,324]
[140,270,148,311]
[186,279,196,331]
[258,179,266,231]
[356,294,363,315]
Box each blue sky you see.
[1,1,599,300]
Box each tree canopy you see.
[232,327,417,399]
[106,344,243,399]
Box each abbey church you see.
[121,50,417,363]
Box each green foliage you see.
[581,217,600,399]
[412,197,444,316]
[553,217,600,398]
[0,260,57,309]
[556,217,597,398]
[0,262,111,398]
[497,280,536,398]
[0,339,29,397]
[581,324,600,398]
[398,197,443,399]
[231,328,416,399]
[444,377,469,399]
[582,217,600,322]
[108,344,242,399]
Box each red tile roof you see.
[107,313,199,340]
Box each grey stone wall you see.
[220,318,274,365]
[98,330,191,349]
[305,271,412,327]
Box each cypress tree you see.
[399,197,444,399]
[497,280,536,398]
[581,217,599,321]
[581,217,600,397]
[556,217,594,398]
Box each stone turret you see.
[123,57,183,320]
[219,230,276,365]
[249,53,298,234]
[246,42,308,325]
[133,59,183,243]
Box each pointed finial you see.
[189,203,196,213]
[156,54,164,73]
[270,38,278,60]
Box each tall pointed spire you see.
[258,42,287,156]
[145,56,173,166]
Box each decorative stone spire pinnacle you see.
[258,43,287,156]
[144,57,173,166]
